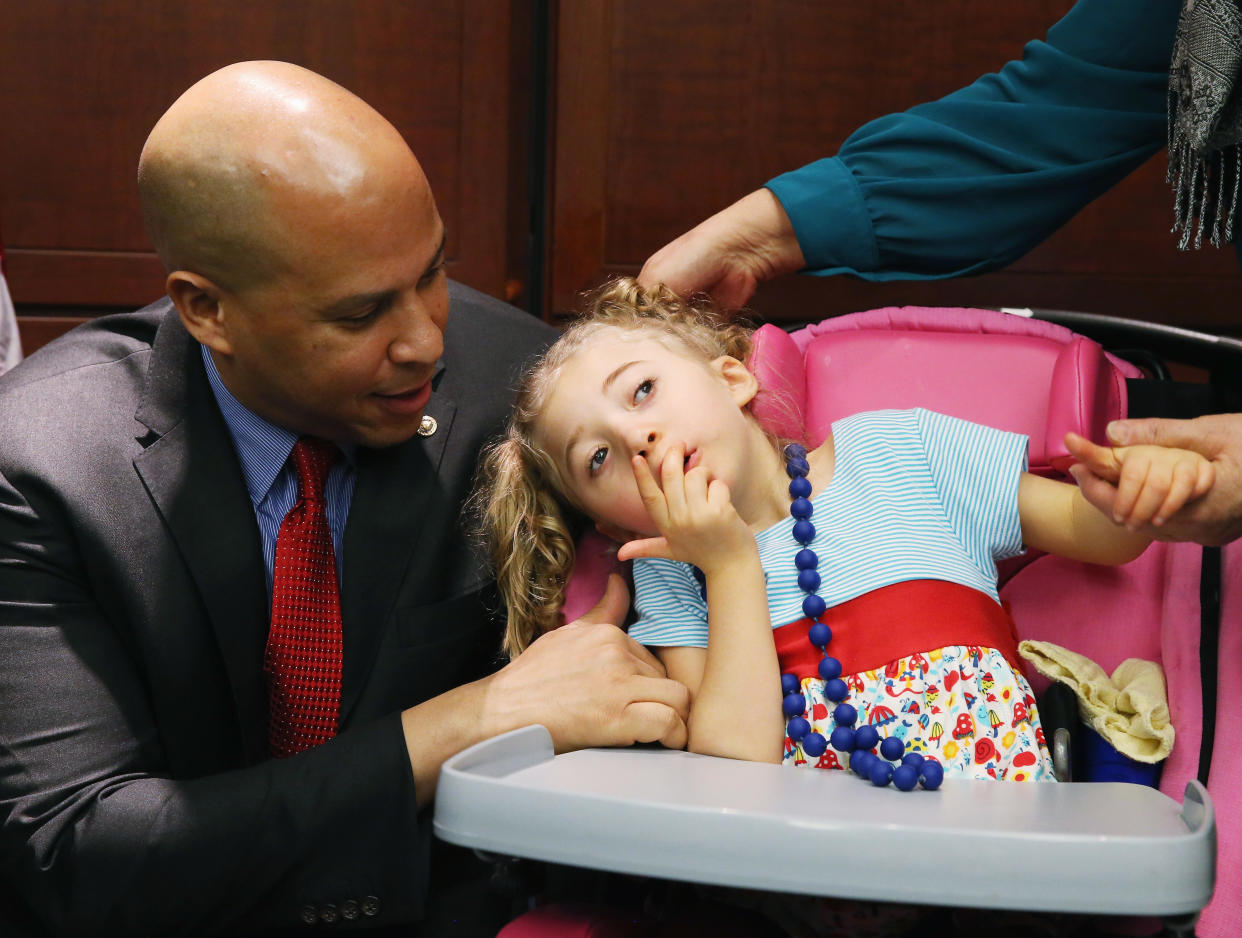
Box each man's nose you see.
[388,294,445,365]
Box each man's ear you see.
[167,270,232,355]
[595,520,641,547]
[712,355,759,407]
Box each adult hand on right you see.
[481,574,689,753]
[638,188,806,310]
[1071,414,1242,546]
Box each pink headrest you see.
[747,307,1133,475]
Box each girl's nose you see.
[635,431,657,459]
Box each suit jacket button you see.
[341,899,361,921]
[319,902,340,925]
[361,895,381,917]
[300,904,318,925]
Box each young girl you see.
[478,279,1212,785]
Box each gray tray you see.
[435,725,1215,916]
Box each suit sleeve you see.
[766,0,1179,280]
[0,463,429,937]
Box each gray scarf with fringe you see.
[1169,0,1242,248]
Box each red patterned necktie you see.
[265,436,343,758]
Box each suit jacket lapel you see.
[133,307,270,762]
[339,371,457,721]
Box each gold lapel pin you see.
[417,415,438,437]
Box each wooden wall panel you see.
[549,0,1242,333]
[1,0,529,353]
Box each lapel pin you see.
[417,415,438,437]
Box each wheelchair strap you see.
[1199,546,1221,787]
[773,579,1021,680]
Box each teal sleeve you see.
[766,0,1180,280]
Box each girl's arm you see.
[1017,473,1150,564]
[1018,432,1214,563]
[619,448,784,763]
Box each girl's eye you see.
[588,446,608,476]
[634,379,653,403]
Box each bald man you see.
[0,62,687,937]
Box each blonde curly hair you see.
[476,277,757,659]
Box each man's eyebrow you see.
[562,360,643,471]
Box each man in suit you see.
[0,61,688,936]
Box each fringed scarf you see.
[1168,0,1242,248]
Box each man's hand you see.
[480,574,689,753]
[616,445,757,575]
[1065,415,1240,544]
[637,188,806,309]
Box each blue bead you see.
[823,678,848,702]
[807,622,831,647]
[817,656,842,681]
[850,750,874,777]
[854,725,879,751]
[784,443,807,460]
[869,761,894,787]
[798,569,821,592]
[792,519,816,544]
[786,716,810,741]
[919,760,945,791]
[900,752,925,770]
[833,703,856,727]
[788,476,812,499]
[879,737,905,761]
[829,725,855,752]
[801,594,826,618]
[794,548,818,570]
[802,732,828,757]
[892,764,919,792]
[785,457,810,478]
[790,496,813,520]
[782,692,806,717]
[781,673,800,696]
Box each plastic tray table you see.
[435,725,1215,920]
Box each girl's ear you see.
[712,355,759,407]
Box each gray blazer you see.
[0,282,552,936]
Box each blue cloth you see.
[201,345,356,593]
[629,409,1028,648]
[766,0,1180,280]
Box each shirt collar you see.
[200,345,355,506]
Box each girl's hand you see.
[1064,431,1215,530]
[616,444,756,573]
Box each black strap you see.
[1121,378,1227,789]
[1198,546,1221,787]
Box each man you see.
[0,61,687,937]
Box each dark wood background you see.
[4,0,1239,356]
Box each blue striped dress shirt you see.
[200,346,356,596]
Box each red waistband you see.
[773,579,1020,679]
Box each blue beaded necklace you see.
[778,444,942,792]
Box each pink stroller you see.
[435,305,1236,937]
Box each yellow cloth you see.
[1018,640,1174,763]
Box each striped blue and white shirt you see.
[201,345,356,596]
[629,408,1027,649]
